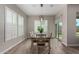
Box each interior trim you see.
[68,44,79,46]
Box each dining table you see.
[27,33,52,54]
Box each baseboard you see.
[0,39,25,54]
[62,42,67,47]
[68,44,79,46]
[55,38,67,47]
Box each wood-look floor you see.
[5,39,79,54]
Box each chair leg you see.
[48,41,50,54]
[48,47,50,54]
[31,42,33,53]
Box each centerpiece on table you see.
[37,26,44,33]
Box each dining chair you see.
[37,33,52,54]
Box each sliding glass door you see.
[55,23,59,38]
[55,19,62,40]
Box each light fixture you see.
[41,17,43,21]
[40,16,43,21]
[40,4,44,21]
[40,4,43,7]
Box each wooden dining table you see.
[27,36,51,54]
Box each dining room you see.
[1,0,79,59]
[1,4,79,54]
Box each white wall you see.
[27,16,55,37]
[67,5,79,46]
[0,4,28,53]
[46,16,55,37]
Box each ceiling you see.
[17,4,65,16]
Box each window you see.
[5,7,24,41]
[58,21,62,39]
[18,15,24,36]
[34,20,48,33]
[34,20,40,33]
[76,18,79,36]
[12,11,17,39]
[5,7,13,41]
[55,18,62,40]
[5,7,18,41]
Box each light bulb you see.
[41,17,43,21]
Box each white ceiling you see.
[17,4,65,16]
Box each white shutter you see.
[5,7,18,41]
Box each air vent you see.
[50,4,53,7]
